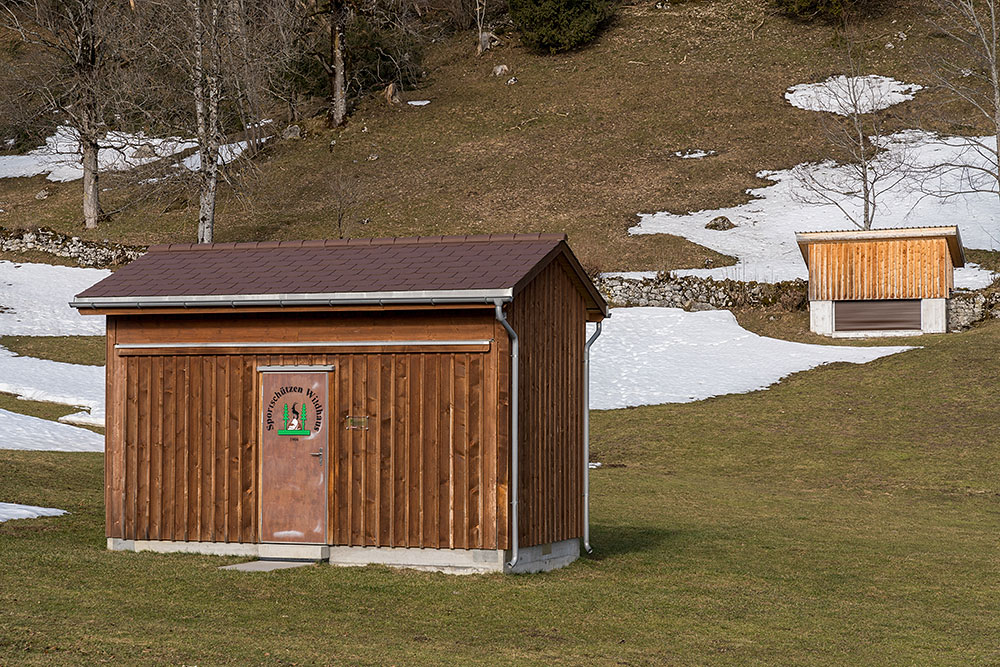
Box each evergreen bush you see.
[509,0,611,53]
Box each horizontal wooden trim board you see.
[115,340,494,356]
[116,339,494,350]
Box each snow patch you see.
[0,502,66,522]
[0,407,103,452]
[0,346,104,426]
[599,271,659,280]
[675,149,716,159]
[629,131,999,288]
[0,261,108,335]
[588,308,911,410]
[785,75,922,115]
[178,138,270,171]
[0,126,196,182]
[407,100,431,106]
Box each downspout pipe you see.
[583,321,603,554]
[494,300,520,571]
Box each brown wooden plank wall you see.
[117,352,258,543]
[808,237,954,301]
[506,256,586,548]
[106,308,507,549]
[329,350,498,549]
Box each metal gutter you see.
[116,339,493,350]
[71,288,514,310]
[494,299,520,571]
[583,321,603,554]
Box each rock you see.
[477,31,500,55]
[705,215,735,231]
[383,83,401,105]
[506,77,518,86]
[35,189,50,200]
[0,227,144,267]
[493,64,510,77]
[281,124,302,140]
[133,144,157,159]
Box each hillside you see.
[0,0,980,272]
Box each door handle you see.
[310,451,323,457]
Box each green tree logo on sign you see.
[278,402,311,436]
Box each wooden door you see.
[259,369,331,544]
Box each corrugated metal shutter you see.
[834,300,921,331]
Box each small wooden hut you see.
[795,226,965,337]
[71,234,609,573]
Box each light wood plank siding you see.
[807,238,954,301]
[506,257,586,548]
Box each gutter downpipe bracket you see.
[494,299,519,570]
[583,320,603,554]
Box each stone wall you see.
[596,271,1000,333]
[0,227,144,268]
[594,272,809,311]
[947,289,1000,331]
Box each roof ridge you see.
[147,233,568,253]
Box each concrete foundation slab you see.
[219,560,315,572]
[107,537,581,574]
[328,538,580,574]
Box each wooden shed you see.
[70,234,609,573]
[795,226,965,337]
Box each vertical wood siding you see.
[329,350,498,549]
[107,280,589,552]
[108,310,507,550]
[506,257,586,548]
[113,348,500,548]
[808,238,954,301]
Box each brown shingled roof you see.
[73,233,608,316]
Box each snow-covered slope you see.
[0,407,103,452]
[630,131,998,288]
[0,347,104,427]
[588,308,911,410]
[0,260,108,335]
[0,126,196,182]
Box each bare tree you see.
[793,23,912,230]
[131,0,302,243]
[923,0,1000,202]
[1,0,141,229]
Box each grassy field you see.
[0,0,981,275]
[2,317,999,664]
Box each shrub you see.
[509,0,611,53]
[771,0,876,21]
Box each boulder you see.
[705,215,735,231]
[281,124,302,140]
[493,64,510,77]
[133,144,158,159]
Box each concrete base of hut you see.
[107,537,580,574]
[809,298,947,337]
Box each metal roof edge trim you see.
[70,288,515,310]
[146,233,569,253]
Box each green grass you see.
[0,336,105,366]
[2,319,999,663]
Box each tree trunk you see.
[193,0,222,244]
[327,5,347,127]
[198,153,218,243]
[81,137,100,229]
